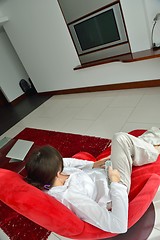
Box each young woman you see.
[25,129,160,234]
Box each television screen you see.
[74,9,120,51]
[68,3,129,64]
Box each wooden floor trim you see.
[11,79,160,105]
[40,79,160,96]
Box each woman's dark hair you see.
[25,145,63,190]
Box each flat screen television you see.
[68,3,128,56]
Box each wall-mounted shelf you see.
[74,48,160,70]
[0,16,9,28]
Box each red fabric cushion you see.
[0,169,84,237]
[0,129,160,239]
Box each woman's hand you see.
[108,166,121,183]
[93,156,110,169]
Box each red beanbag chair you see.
[0,129,160,239]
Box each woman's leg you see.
[110,132,159,192]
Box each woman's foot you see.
[138,127,160,145]
[154,145,160,154]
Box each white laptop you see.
[6,139,34,162]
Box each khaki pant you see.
[110,132,159,192]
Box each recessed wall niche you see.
[58,0,131,65]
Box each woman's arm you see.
[63,158,107,170]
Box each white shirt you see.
[47,158,128,233]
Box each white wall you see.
[0,8,3,17]
[144,0,160,46]
[1,0,160,96]
[0,30,29,102]
[121,0,160,52]
[120,0,150,52]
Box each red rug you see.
[0,127,111,240]
[14,127,111,158]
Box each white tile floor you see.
[1,87,160,240]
